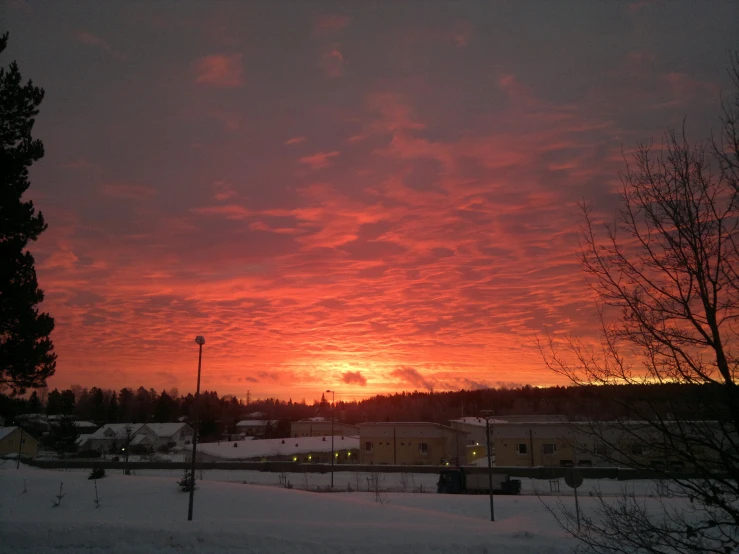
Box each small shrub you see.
[88,465,106,480]
[178,469,196,492]
[51,482,65,507]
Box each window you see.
[516,443,528,455]
[365,441,373,452]
[543,443,556,455]
[419,442,428,454]
[630,444,645,456]
[594,443,608,455]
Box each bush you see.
[178,469,195,492]
[88,465,106,480]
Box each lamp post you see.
[188,335,205,522]
[326,389,334,489]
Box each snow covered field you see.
[0,461,690,553]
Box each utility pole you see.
[486,418,495,522]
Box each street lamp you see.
[188,335,205,522]
[326,389,334,489]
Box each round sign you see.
[564,469,583,488]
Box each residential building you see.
[291,417,359,437]
[235,420,279,438]
[358,422,468,466]
[0,427,40,458]
[76,423,154,453]
[146,423,193,448]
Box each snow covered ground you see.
[0,460,690,553]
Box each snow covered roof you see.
[449,417,509,427]
[130,434,153,446]
[195,435,359,460]
[88,423,146,440]
[302,417,327,422]
[146,423,191,438]
[0,426,19,441]
[74,421,97,428]
[236,420,277,427]
[359,422,467,434]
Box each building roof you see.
[130,434,154,446]
[146,423,191,438]
[0,426,38,444]
[194,435,359,460]
[88,423,146,440]
[358,422,468,434]
[0,426,19,441]
[449,417,509,427]
[236,420,277,427]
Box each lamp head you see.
[195,336,205,345]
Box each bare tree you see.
[541,59,739,553]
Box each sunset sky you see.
[5,1,738,402]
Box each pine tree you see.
[0,32,56,394]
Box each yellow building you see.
[0,427,40,458]
[358,422,468,466]
[492,421,712,469]
[291,418,359,437]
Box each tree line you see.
[0,381,725,435]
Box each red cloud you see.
[193,54,244,88]
[314,14,351,35]
[319,45,346,78]
[299,151,340,170]
[450,21,474,48]
[285,136,306,146]
[101,183,156,200]
[341,371,367,386]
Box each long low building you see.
[358,422,468,466]
[492,420,725,470]
[190,435,359,463]
[290,417,359,438]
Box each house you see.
[235,420,279,438]
[189,435,359,463]
[0,427,40,458]
[76,423,153,453]
[46,415,98,434]
[146,423,193,448]
[358,422,468,466]
[291,417,359,438]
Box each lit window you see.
[516,443,527,455]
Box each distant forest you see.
[0,383,723,442]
